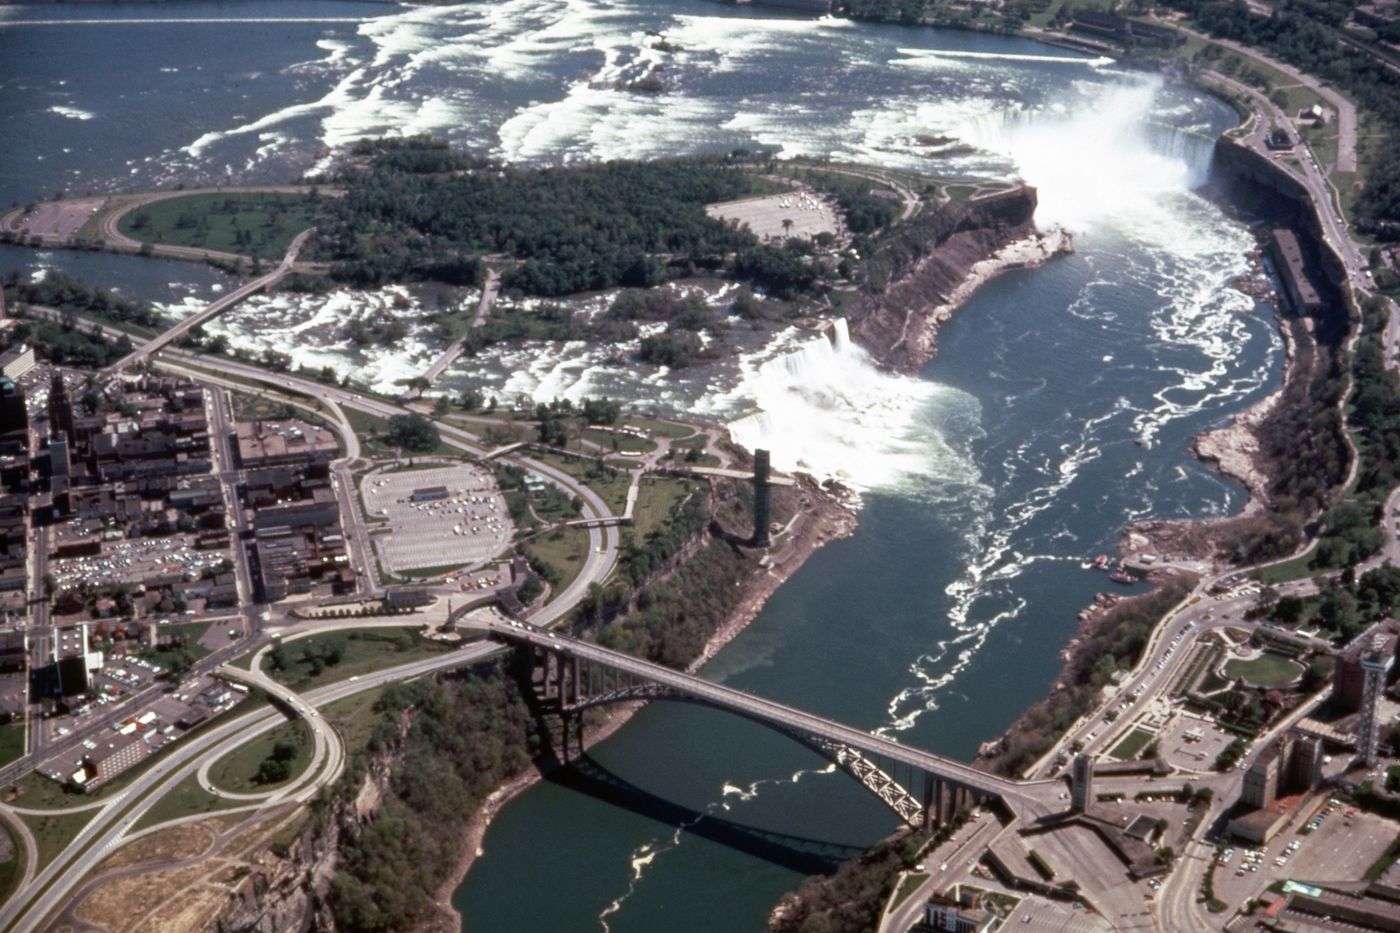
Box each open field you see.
[207,719,313,795]
[1108,727,1156,761]
[20,810,94,871]
[0,820,23,908]
[0,722,24,768]
[267,628,454,692]
[525,526,591,596]
[1223,652,1304,686]
[128,775,240,834]
[118,192,322,260]
[632,477,701,537]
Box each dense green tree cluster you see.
[15,271,163,328]
[6,312,132,368]
[326,671,534,932]
[733,243,820,300]
[1264,563,1400,640]
[325,149,761,293]
[255,739,300,785]
[382,414,440,453]
[1164,0,1400,232]
[787,169,902,234]
[1221,325,1348,565]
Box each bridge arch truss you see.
[516,642,992,828]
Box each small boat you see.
[1092,554,1110,569]
[1109,571,1136,584]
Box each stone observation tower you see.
[750,449,772,549]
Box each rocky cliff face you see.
[846,186,1040,372]
[214,735,403,933]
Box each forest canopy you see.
[322,144,765,293]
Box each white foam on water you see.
[664,12,853,74]
[49,105,94,121]
[896,46,1112,67]
[165,286,444,395]
[714,320,985,496]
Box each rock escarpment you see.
[845,186,1041,371]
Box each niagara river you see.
[0,0,1283,929]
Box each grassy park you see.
[1223,653,1305,687]
[208,719,314,794]
[118,192,323,260]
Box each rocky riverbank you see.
[845,185,1061,371]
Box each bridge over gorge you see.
[455,613,1066,827]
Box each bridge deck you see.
[473,619,1052,810]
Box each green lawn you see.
[527,450,631,516]
[625,417,697,440]
[1223,653,1305,687]
[0,722,24,769]
[136,621,213,672]
[526,525,591,595]
[266,628,453,691]
[128,772,241,835]
[580,427,657,454]
[891,872,929,909]
[1252,550,1322,585]
[118,192,323,261]
[344,407,458,459]
[19,810,93,871]
[0,820,23,909]
[207,719,313,795]
[632,478,701,538]
[1109,728,1156,761]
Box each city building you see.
[0,344,35,381]
[1268,228,1325,317]
[1333,620,1400,711]
[1228,730,1326,842]
[0,376,27,454]
[1242,740,1286,810]
[1070,753,1095,813]
[923,892,996,933]
[73,733,149,790]
[234,419,338,469]
[1358,632,1395,767]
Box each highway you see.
[0,641,504,932]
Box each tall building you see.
[1290,734,1324,789]
[47,371,75,444]
[1334,621,1400,711]
[1358,634,1394,767]
[750,448,772,548]
[1242,739,1285,810]
[0,376,27,452]
[1070,753,1095,812]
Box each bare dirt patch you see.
[96,822,214,874]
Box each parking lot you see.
[1157,711,1238,772]
[50,532,230,591]
[1214,796,1395,905]
[705,190,841,243]
[362,463,512,575]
